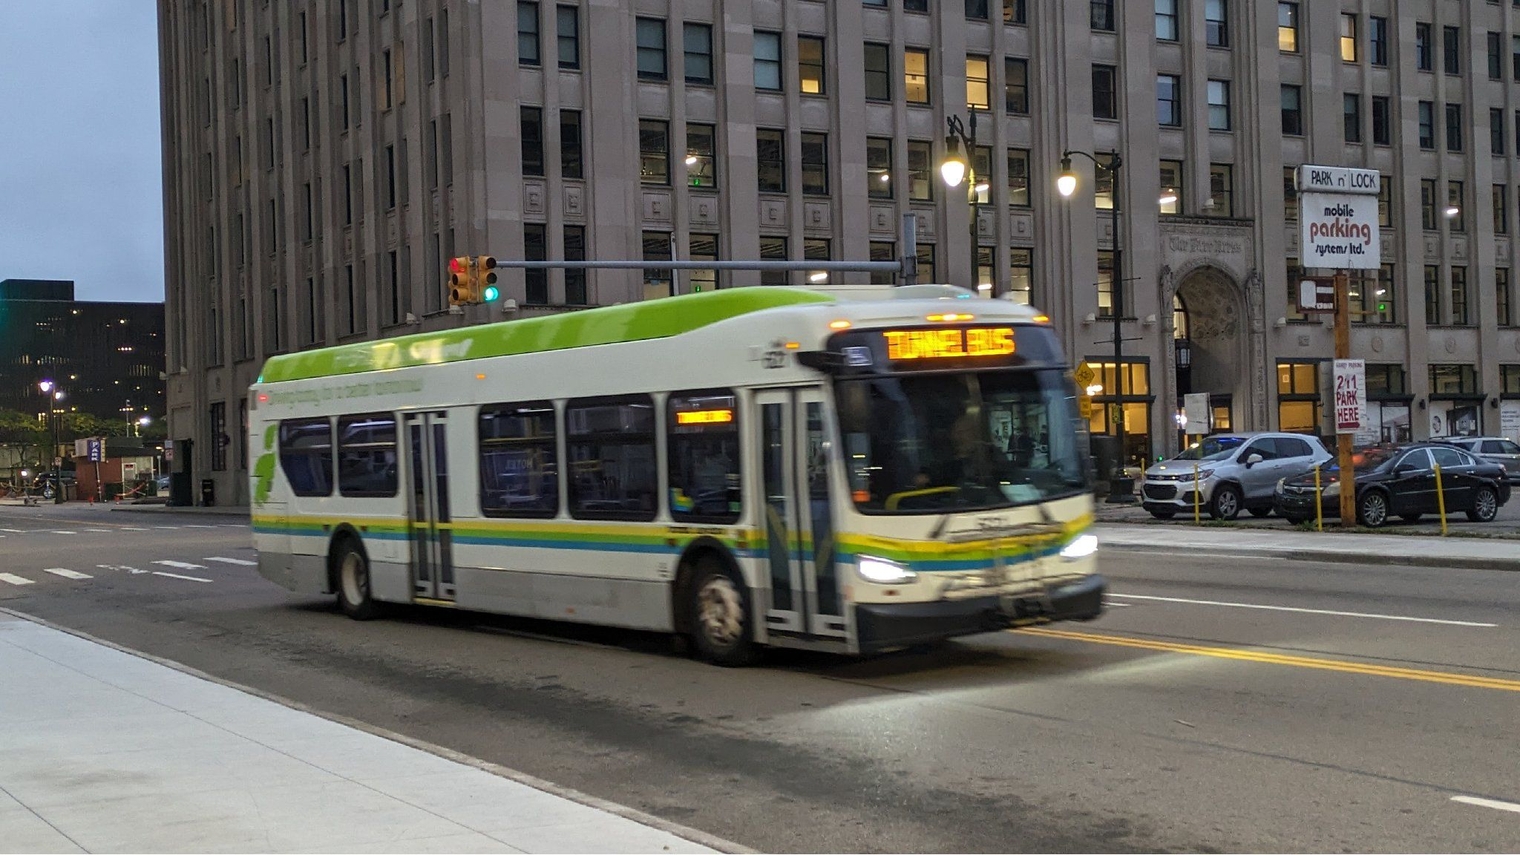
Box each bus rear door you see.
[405,411,456,602]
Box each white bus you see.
[249,284,1104,664]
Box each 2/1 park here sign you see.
[1297,165,1381,271]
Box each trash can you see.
[200,478,215,507]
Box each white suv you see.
[1140,433,1333,520]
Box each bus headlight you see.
[1059,534,1098,561]
[856,556,916,584]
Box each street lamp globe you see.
[1056,156,1079,198]
[38,379,53,394]
[139,416,151,427]
[940,137,967,188]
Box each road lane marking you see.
[1107,593,1497,628]
[153,526,181,530]
[204,557,257,566]
[83,528,110,533]
[152,560,208,570]
[184,524,219,528]
[42,568,92,580]
[1451,796,1520,815]
[1014,627,1520,693]
[0,528,24,533]
[120,527,150,531]
[0,573,35,586]
[50,531,76,535]
[151,571,212,583]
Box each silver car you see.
[1440,436,1520,475]
[1141,432,1333,520]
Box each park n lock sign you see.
[1297,165,1381,271]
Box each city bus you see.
[248,284,1105,664]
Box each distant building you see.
[0,278,166,425]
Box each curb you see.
[108,504,250,518]
[1099,539,1520,572]
[0,606,752,855]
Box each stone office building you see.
[159,0,1517,503]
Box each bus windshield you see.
[835,368,1089,514]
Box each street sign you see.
[1297,277,1336,313]
[1333,359,1367,434]
[1295,165,1381,195]
[1183,393,1210,435]
[1300,193,1381,270]
[86,438,103,463]
[1078,398,1094,419]
[1074,362,1097,389]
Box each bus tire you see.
[686,556,758,667]
[334,538,382,621]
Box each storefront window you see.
[1277,360,1321,433]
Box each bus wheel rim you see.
[342,553,366,604]
[697,576,743,647]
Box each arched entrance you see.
[1171,266,1247,445]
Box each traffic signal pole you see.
[1334,270,1355,528]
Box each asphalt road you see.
[3,504,1518,852]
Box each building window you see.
[384,144,397,208]
[1424,265,1441,324]
[754,31,781,90]
[1281,85,1302,136]
[869,241,895,286]
[965,0,989,19]
[1339,14,1357,62]
[1371,96,1391,145]
[1004,0,1025,24]
[804,238,832,285]
[1007,148,1030,207]
[1008,248,1033,306]
[1004,57,1028,113]
[636,17,666,81]
[563,226,586,305]
[1285,258,1305,322]
[1448,180,1465,232]
[1092,64,1117,120]
[1420,179,1437,230]
[524,223,547,305]
[1208,164,1233,217]
[1499,269,1514,327]
[799,36,826,94]
[1446,103,1464,152]
[1343,93,1361,143]
[1451,267,1470,326]
[905,0,927,11]
[1490,32,1504,80]
[518,2,539,66]
[1506,365,1520,393]
[759,236,788,286]
[801,132,828,195]
[757,128,785,193]
[1444,26,1461,76]
[520,107,544,177]
[1430,364,1479,396]
[561,110,583,179]
[644,232,673,296]
[639,119,669,185]
[1204,0,1227,47]
[905,48,929,103]
[1155,0,1178,41]
[864,43,890,100]
[1278,2,1299,53]
[966,55,990,109]
[686,123,716,188]
[916,243,936,283]
[1097,250,1115,318]
[1207,80,1230,131]
[1094,152,1116,209]
[1369,16,1387,66]
[867,137,893,198]
[566,397,658,521]
[690,233,719,292]
[1513,35,1520,81]
[1090,0,1114,32]
[1493,109,1507,156]
[1378,183,1391,227]
[210,402,228,472]
[1496,185,1509,235]
[1276,362,1321,433]
[972,145,993,204]
[1415,23,1432,71]
[1418,101,1435,149]
[908,140,933,201]
[1351,264,1395,325]
[557,5,579,69]
[687,21,714,83]
[1159,160,1183,215]
[1157,75,1181,127]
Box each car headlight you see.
[1275,478,1286,493]
[856,556,916,584]
[1059,534,1098,561]
[1180,468,1214,483]
[1322,482,1339,498]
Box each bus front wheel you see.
[686,557,758,667]
[335,539,382,621]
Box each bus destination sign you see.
[883,327,1016,362]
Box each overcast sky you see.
[0,1,163,304]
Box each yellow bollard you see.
[1434,463,1448,536]
[1314,465,1324,532]
[1193,461,1201,524]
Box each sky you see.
[0,1,163,304]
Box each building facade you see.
[0,279,165,425]
[160,0,1516,504]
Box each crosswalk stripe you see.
[204,556,257,566]
[152,560,208,570]
[0,573,35,586]
[42,568,92,580]
[151,571,212,583]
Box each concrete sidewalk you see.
[1096,522,1520,571]
[0,611,736,854]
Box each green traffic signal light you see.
[483,285,500,302]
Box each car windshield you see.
[835,368,1089,514]
[1173,436,1245,462]
[1353,447,1398,471]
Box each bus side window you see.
[337,413,399,497]
[479,401,559,517]
[667,389,741,523]
[565,396,658,521]
[280,418,334,497]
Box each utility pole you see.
[1333,271,1356,527]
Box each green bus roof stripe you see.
[258,287,836,383]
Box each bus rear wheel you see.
[687,557,758,667]
[335,539,382,621]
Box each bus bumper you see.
[855,574,1107,653]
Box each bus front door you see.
[405,411,455,602]
[756,387,846,641]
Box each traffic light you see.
[447,256,499,306]
[475,256,499,302]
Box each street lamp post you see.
[941,109,993,296]
[38,380,63,504]
[1058,150,1136,503]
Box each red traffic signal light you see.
[448,256,475,306]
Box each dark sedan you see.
[1273,443,1511,528]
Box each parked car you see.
[1438,436,1520,476]
[1274,443,1511,527]
[1140,432,1333,520]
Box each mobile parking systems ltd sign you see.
[1297,166,1381,271]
